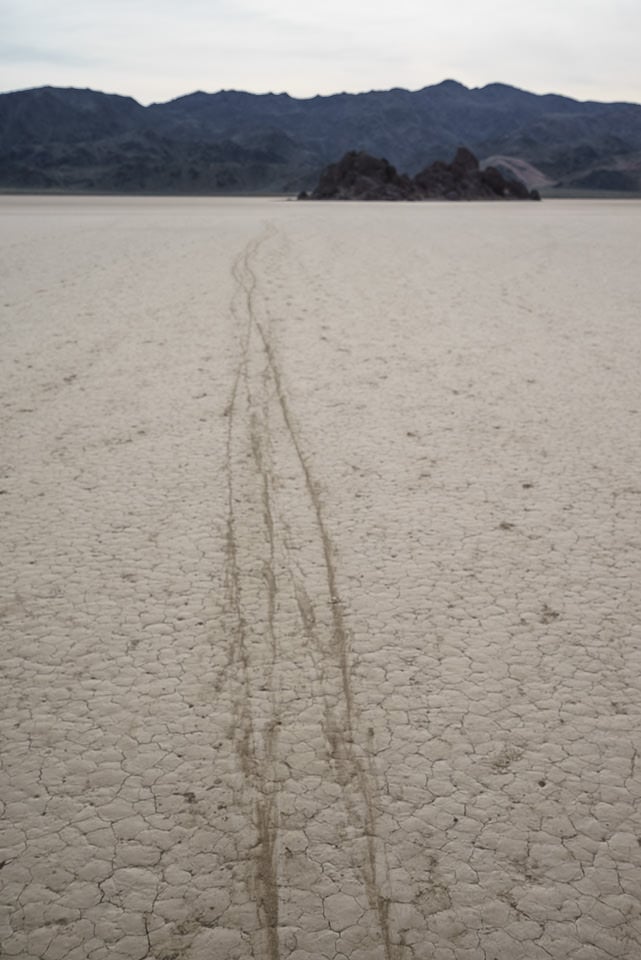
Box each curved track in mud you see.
[220,226,396,959]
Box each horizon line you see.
[2,79,640,109]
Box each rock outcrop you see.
[302,147,541,201]
[305,151,420,201]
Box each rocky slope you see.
[1,81,640,193]
[302,147,540,200]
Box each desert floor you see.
[1,196,641,960]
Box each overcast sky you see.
[1,0,640,105]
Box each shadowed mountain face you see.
[1,81,641,193]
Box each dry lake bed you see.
[1,196,641,959]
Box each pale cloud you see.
[0,0,639,105]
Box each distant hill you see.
[1,81,641,194]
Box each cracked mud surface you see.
[1,196,641,959]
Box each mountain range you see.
[1,80,641,195]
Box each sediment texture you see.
[1,196,641,959]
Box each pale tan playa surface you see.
[1,196,641,960]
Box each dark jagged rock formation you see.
[415,147,540,199]
[306,151,420,200]
[303,147,541,201]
